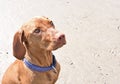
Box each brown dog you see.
[2,16,66,84]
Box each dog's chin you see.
[46,46,59,51]
[47,42,66,51]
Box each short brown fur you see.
[2,16,66,84]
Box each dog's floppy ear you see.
[13,29,26,59]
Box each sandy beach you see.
[0,0,120,84]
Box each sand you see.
[0,0,120,84]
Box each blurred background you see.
[0,0,120,84]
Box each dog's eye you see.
[34,29,41,33]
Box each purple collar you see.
[23,55,56,72]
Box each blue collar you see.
[23,55,56,72]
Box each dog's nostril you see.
[59,37,62,40]
[58,34,65,40]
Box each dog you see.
[2,16,66,84]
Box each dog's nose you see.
[57,33,66,44]
[58,34,65,40]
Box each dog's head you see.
[13,16,66,59]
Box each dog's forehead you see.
[32,17,54,29]
[32,16,50,22]
[22,16,54,31]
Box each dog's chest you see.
[23,70,58,84]
[21,63,60,84]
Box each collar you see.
[23,55,56,72]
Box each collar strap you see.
[23,55,56,72]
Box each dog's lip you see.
[52,40,66,50]
[56,40,66,47]
[54,39,66,45]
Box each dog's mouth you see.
[46,38,66,51]
[53,39,66,50]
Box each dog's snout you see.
[47,28,66,45]
[56,33,66,45]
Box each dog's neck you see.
[25,48,53,67]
